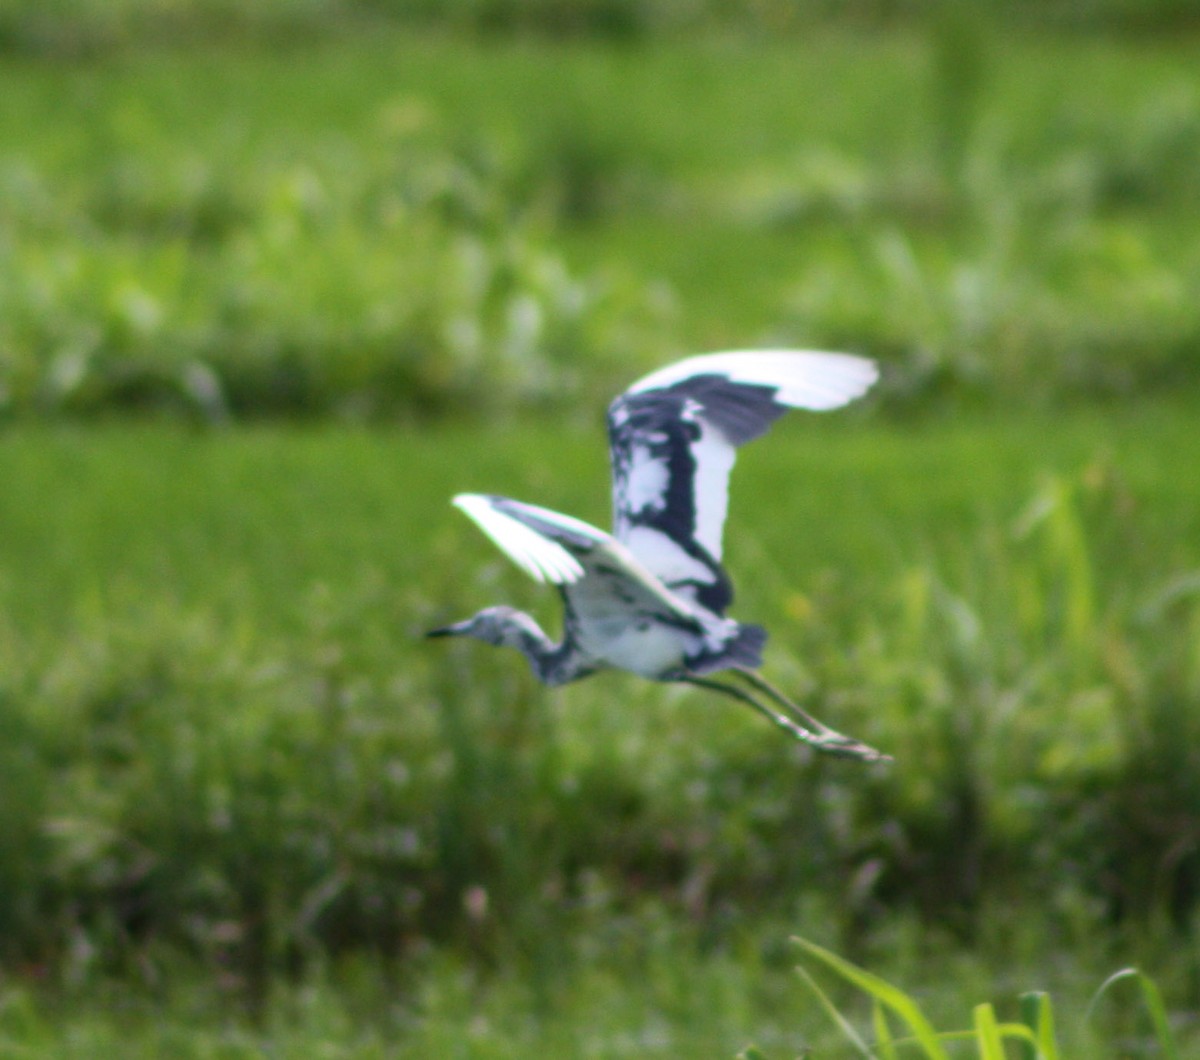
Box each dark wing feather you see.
[608,390,735,613]
[607,351,877,614]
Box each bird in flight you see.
[428,350,888,763]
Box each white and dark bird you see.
[428,350,888,762]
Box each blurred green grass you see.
[3,7,1200,1053]
[2,25,1199,419]
[2,406,1199,1052]
[4,0,1200,57]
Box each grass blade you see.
[1087,968,1179,1060]
[792,937,948,1059]
[973,1003,1006,1059]
[1019,991,1058,1060]
[872,999,899,1060]
[793,962,874,1057]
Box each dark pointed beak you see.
[425,621,467,639]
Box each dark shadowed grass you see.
[4,0,1200,58]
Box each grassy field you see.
[2,8,1200,1055]
[4,407,1199,1052]
[3,24,1200,418]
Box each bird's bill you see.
[425,620,469,638]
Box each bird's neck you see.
[503,614,592,687]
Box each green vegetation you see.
[771,938,1183,1058]
[4,0,1200,58]
[1,3,1199,1054]
[3,23,1200,419]
[3,410,1198,1052]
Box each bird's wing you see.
[451,493,704,628]
[607,350,877,613]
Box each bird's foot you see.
[798,728,892,764]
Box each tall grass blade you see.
[973,1003,1005,1059]
[1086,968,1180,1060]
[792,937,948,1059]
[792,962,874,1057]
[872,999,900,1060]
[1018,991,1058,1060]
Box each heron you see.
[427,350,889,763]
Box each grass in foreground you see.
[741,938,1185,1059]
[0,929,1190,1057]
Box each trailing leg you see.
[681,675,889,763]
[727,668,890,762]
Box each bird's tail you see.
[687,622,768,675]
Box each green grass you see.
[3,12,1200,1054]
[2,406,1199,1051]
[777,938,1185,1059]
[2,26,1200,418]
[0,936,1188,1056]
[5,0,1200,59]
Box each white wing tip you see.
[451,492,492,516]
[452,493,585,584]
[628,349,879,410]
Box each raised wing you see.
[450,493,703,628]
[607,351,877,613]
[452,493,600,584]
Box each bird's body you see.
[429,350,889,762]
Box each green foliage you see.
[0,127,671,422]
[3,0,1199,58]
[776,937,1182,1059]
[2,30,1200,420]
[1,413,1198,1041]
[1,16,1199,1055]
[1088,968,1181,1060]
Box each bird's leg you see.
[680,676,817,744]
[680,676,889,764]
[729,668,839,736]
[727,668,891,763]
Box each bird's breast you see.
[575,617,690,679]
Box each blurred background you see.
[1,0,1198,1054]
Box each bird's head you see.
[425,606,541,649]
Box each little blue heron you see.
[428,350,888,763]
